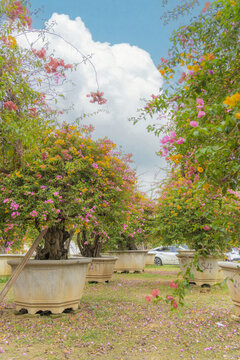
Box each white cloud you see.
[25,13,168,195]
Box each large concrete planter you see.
[218,262,240,317]
[8,258,91,314]
[145,253,156,266]
[0,254,25,276]
[177,252,224,286]
[105,250,147,273]
[86,256,118,282]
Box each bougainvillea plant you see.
[106,192,156,251]
[0,0,107,253]
[0,124,151,259]
[153,169,239,256]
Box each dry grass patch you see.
[0,265,239,360]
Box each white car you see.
[224,248,240,261]
[148,245,187,266]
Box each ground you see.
[0,265,240,360]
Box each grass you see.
[0,265,240,359]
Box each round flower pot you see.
[86,256,118,282]
[218,261,240,317]
[0,254,25,277]
[145,253,156,266]
[8,258,91,314]
[177,252,224,286]
[105,250,147,273]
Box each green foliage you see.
[153,171,239,254]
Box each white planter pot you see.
[0,254,25,276]
[177,250,195,280]
[218,261,240,317]
[145,253,156,266]
[177,252,223,286]
[105,250,147,273]
[8,258,91,314]
[86,256,118,282]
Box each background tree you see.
[139,0,240,192]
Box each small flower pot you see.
[105,250,147,273]
[145,253,156,266]
[0,254,25,277]
[86,256,118,282]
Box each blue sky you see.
[29,0,203,66]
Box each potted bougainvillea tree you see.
[104,192,156,273]
[0,124,143,311]
[153,169,239,286]
[74,145,156,279]
[0,0,109,312]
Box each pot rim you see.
[105,250,148,254]
[7,258,92,266]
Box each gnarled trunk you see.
[117,235,138,250]
[76,231,102,258]
[35,226,70,260]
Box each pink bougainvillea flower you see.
[29,107,37,117]
[86,90,107,105]
[160,135,170,145]
[169,281,178,289]
[196,98,204,106]
[203,225,211,231]
[4,101,18,111]
[197,111,206,118]
[172,300,178,309]
[11,211,19,218]
[44,199,54,204]
[32,47,46,59]
[178,71,186,83]
[145,295,151,302]
[30,210,38,217]
[176,137,185,145]
[162,147,169,156]
[190,121,199,127]
[170,131,176,138]
[151,289,160,298]
[167,295,174,301]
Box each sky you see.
[26,0,204,196]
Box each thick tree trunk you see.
[117,235,138,250]
[76,231,102,258]
[35,226,70,260]
[0,236,8,254]
[0,245,6,254]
